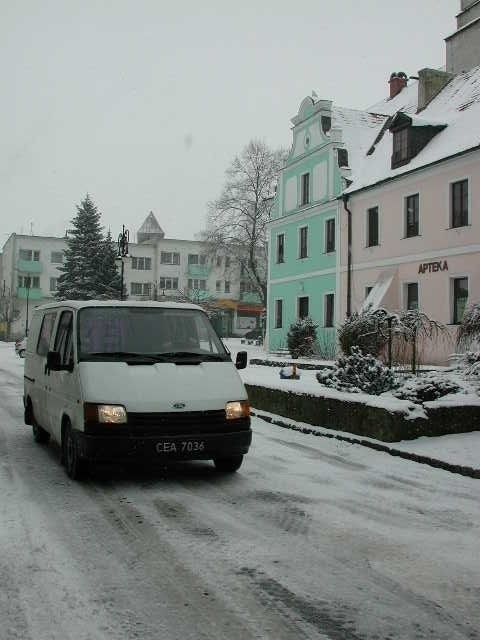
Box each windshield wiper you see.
[81,351,167,362]
[153,351,226,361]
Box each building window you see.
[274,300,283,329]
[160,252,180,265]
[159,277,178,290]
[367,207,379,247]
[452,277,468,324]
[301,173,310,206]
[298,296,309,319]
[188,254,199,265]
[324,293,335,327]
[365,286,373,299]
[276,233,285,263]
[451,179,468,228]
[325,219,335,253]
[130,282,151,296]
[19,249,40,261]
[405,194,419,238]
[188,279,206,290]
[131,256,152,270]
[216,280,221,292]
[216,256,222,267]
[299,226,308,259]
[18,275,40,289]
[224,281,230,293]
[392,128,409,167]
[225,256,231,268]
[51,251,63,263]
[406,283,419,310]
[49,277,58,292]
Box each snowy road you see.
[0,347,479,640]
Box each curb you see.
[251,409,480,480]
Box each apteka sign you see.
[418,260,448,274]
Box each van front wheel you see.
[62,422,86,480]
[213,455,243,473]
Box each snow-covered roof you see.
[32,300,203,311]
[367,78,419,116]
[331,106,386,181]
[137,211,165,241]
[346,66,480,194]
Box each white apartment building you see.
[0,212,263,339]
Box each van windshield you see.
[77,306,229,362]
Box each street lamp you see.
[25,277,31,336]
[117,225,130,300]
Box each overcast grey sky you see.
[1,0,457,243]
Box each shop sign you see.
[418,260,448,274]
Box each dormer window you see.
[390,112,447,170]
[392,127,410,168]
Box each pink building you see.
[338,10,480,363]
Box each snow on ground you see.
[224,338,480,471]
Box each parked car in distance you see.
[15,337,27,358]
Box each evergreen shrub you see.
[287,317,318,358]
[316,346,398,395]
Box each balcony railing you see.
[17,287,43,300]
[17,259,42,274]
[187,264,211,277]
[240,291,262,303]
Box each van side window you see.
[36,312,57,356]
[54,311,74,366]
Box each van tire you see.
[27,401,50,444]
[213,455,243,473]
[62,422,86,480]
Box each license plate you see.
[155,440,205,454]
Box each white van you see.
[24,300,251,479]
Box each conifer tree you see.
[55,195,120,300]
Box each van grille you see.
[126,410,249,435]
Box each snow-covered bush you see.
[316,346,398,395]
[458,351,480,377]
[392,372,461,404]
[287,317,318,358]
[337,308,389,357]
[457,302,480,349]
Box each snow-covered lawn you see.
[224,338,480,471]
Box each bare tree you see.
[202,139,285,307]
[0,286,20,340]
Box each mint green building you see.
[266,95,382,354]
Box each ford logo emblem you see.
[173,402,186,409]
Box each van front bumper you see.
[74,428,252,463]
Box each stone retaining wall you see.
[245,384,480,442]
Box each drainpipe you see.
[342,194,352,317]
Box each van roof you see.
[32,300,205,312]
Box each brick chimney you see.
[389,71,408,99]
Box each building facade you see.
[0,212,263,339]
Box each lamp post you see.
[25,277,31,336]
[117,225,130,300]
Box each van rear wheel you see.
[213,455,243,473]
[62,422,86,480]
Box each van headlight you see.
[225,400,250,420]
[84,403,127,424]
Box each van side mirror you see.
[235,350,248,370]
